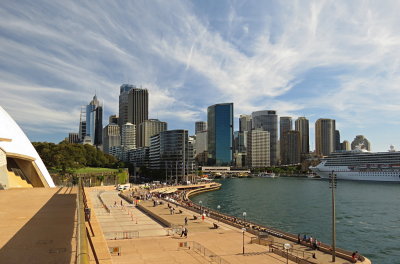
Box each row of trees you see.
[33,141,123,173]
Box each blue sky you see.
[1,0,400,152]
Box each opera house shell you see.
[0,106,55,189]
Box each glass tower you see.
[207,103,233,166]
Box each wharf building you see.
[121,123,136,162]
[207,103,234,166]
[86,95,103,147]
[281,130,301,165]
[137,119,167,148]
[315,118,336,156]
[103,124,121,155]
[195,121,207,134]
[129,147,150,168]
[251,110,278,165]
[149,130,194,181]
[351,135,371,151]
[279,116,292,164]
[295,117,309,156]
[246,130,270,168]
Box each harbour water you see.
[191,177,400,264]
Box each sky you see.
[1,0,400,152]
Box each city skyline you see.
[1,1,400,152]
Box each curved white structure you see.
[0,106,55,188]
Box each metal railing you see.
[77,178,89,264]
[179,241,231,264]
[103,231,139,240]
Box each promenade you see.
[87,185,371,264]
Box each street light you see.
[242,227,246,255]
[329,170,337,262]
[199,200,203,213]
[284,243,291,264]
[217,205,221,222]
[243,212,247,222]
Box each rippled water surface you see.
[191,177,400,264]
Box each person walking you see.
[184,227,188,238]
[184,217,188,225]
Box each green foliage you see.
[32,141,119,174]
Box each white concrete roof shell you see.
[0,106,55,187]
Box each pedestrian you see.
[184,227,188,238]
[180,227,186,237]
[114,201,117,207]
[201,213,205,221]
[312,253,316,259]
[120,200,123,206]
[297,233,301,244]
[172,207,175,214]
[184,217,188,225]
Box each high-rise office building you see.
[68,133,79,144]
[103,124,121,154]
[335,130,341,151]
[195,121,207,134]
[246,130,270,168]
[118,84,148,127]
[315,118,336,156]
[351,135,371,151]
[251,110,278,165]
[109,115,119,125]
[282,131,301,164]
[341,140,351,151]
[78,106,86,142]
[195,131,207,156]
[121,123,136,161]
[295,117,309,155]
[118,84,132,127]
[137,119,167,148]
[86,95,103,146]
[207,103,234,166]
[280,116,292,164]
[239,114,252,132]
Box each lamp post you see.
[217,205,221,222]
[284,243,291,264]
[243,212,247,222]
[242,227,246,255]
[199,200,202,213]
[329,170,337,262]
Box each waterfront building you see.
[103,124,121,154]
[150,130,194,180]
[207,103,234,166]
[234,152,246,168]
[246,129,270,168]
[0,106,55,188]
[195,121,207,134]
[121,123,136,162]
[295,117,309,155]
[251,110,278,165]
[137,119,167,148]
[335,130,341,151]
[315,118,336,156]
[280,116,292,164]
[129,147,150,168]
[109,114,119,125]
[86,95,103,147]
[68,133,79,144]
[282,131,301,164]
[351,135,371,151]
[239,114,252,132]
[341,140,351,151]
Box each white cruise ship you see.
[310,148,400,182]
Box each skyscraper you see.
[118,84,148,127]
[315,118,336,156]
[335,130,341,151]
[246,130,270,168]
[207,103,234,166]
[78,106,86,142]
[341,140,351,151]
[103,124,121,154]
[137,119,167,148]
[295,117,309,155]
[118,84,132,127]
[251,110,278,165]
[121,123,136,161]
[282,131,301,164]
[195,121,207,134]
[279,116,292,164]
[109,115,119,125]
[86,95,103,146]
[239,114,252,132]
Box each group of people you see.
[298,234,320,250]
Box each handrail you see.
[77,178,90,264]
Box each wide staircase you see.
[6,160,33,188]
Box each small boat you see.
[258,172,277,178]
